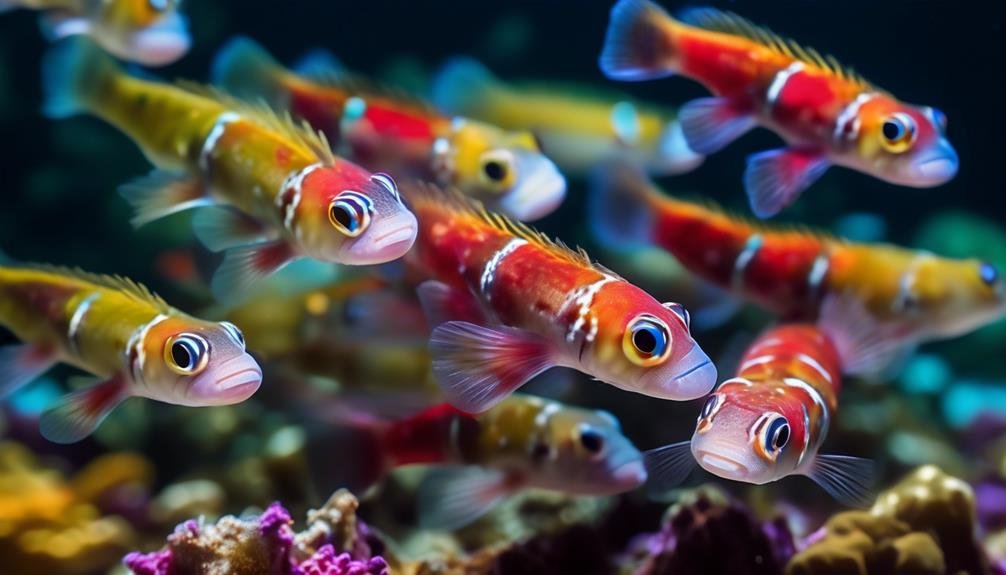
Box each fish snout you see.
[197,354,262,404]
[911,138,959,186]
[345,210,418,265]
[695,449,750,478]
[644,344,718,401]
[497,151,567,221]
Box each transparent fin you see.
[643,440,696,492]
[417,466,511,530]
[38,375,129,443]
[804,454,875,508]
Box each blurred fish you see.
[599,1,958,217]
[320,394,646,530]
[212,37,566,221]
[403,181,717,414]
[592,164,1006,372]
[645,295,881,506]
[1,0,189,65]
[431,57,703,177]
[0,263,261,443]
[42,38,418,299]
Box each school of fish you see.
[0,0,1002,531]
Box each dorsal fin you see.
[177,81,337,165]
[291,67,439,117]
[680,7,873,89]
[403,182,615,273]
[27,265,173,312]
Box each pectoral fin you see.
[643,440,696,492]
[39,374,129,444]
[119,170,210,227]
[192,206,271,252]
[804,454,874,508]
[417,466,514,530]
[679,97,756,155]
[0,343,57,398]
[744,148,829,218]
[430,321,555,414]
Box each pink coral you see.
[295,545,387,575]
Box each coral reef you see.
[0,441,147,575]
[619,487,795,575]
[788,465,989,575]
[124,489,387,575]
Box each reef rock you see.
[787,465,989,575]
[620,486,796,575]
[124,490,387,575]
[0,441,144,575]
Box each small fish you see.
[432,57,703,177]
[402,181,717,414]
[644,295,882,506]
[318,394,646,530]
[211,37,566,221]
[0,263,261,443]
[1,0,190,65]
[591,163,1006,373]
[599,1,959,217]
[42,38,418,299]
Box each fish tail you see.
[211,36,288,106]
[305,407,391,493]
[588,160,657,250]
[599,0,679,81]
[430,57,503,117]
[41,37,121,119]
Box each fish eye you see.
[623,314,672,366]
[662,301,691,331]
[219,321,245,348]
[761,415,790,455]
[577,424,605,456]
[328,191,374,237]
[478,150,516,189]
[880,113,917,153]
[165,333,209,375]
[699,394,722,421]
[980,262,999,286]
[370,172,400,204]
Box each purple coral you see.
[295,545,388,575]
[123,548,172,575]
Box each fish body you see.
[599,1,958,217]
[431,57,703,176]
[593,165,1006,362]
[212,38,566,221]
[339,394,646,529]
[645,301,878,506]
[404,182,717,414]
[0,264,261,443]
[2,0,190,65]
[42,38,418,298]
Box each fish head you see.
[144,317,262,405]
[101,0,191,65]
[298,166,417,265]
[533,403,646,495]
[690,380,807,485]
[589,284,717,401]
[900,257,1006,338]
[852,96,958,188]
[439,119,566,221]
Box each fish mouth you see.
[496,151,567,221]
[696,450,749,477]
[346,212,418,264]
[128,13,191,66]
[910,140,958,185]
[644,345,718,401]
[610,459,648,488]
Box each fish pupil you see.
[632,327,658,354]
[579,429,604,453]
[882,120,903,141]
[483,160,507,182]
[331,203,357,231]
[981,262,999,286]
[172,341,193,369]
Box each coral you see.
[787,465,989,575]
[124,490,387,575]
[620,486,795,575]
[0,441,145,575]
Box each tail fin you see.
[304,405,390,494]
[292,48,345,81]
[430,57,502,117]
[211,36,288,105]
[599,0,677,81]
[41,37,121,118]
[588,161,657,251]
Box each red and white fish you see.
[643,296,886,506]
[599,1,959,218]
[403,182,717,414]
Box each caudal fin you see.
[304,409,389,494]
[430,57,502,117]
[211,36,288,105]
[42,37,121,118]
[588,161,657,251]
[599,0,677,81]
